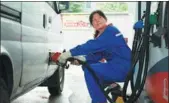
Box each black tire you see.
[48,66,65,96]
[0,78,10,103]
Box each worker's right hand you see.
[58,51,72,64]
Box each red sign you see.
[146,72,168,103]
[64,20,90,28]
[62,14,91,29]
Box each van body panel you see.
[0,2,22,96]
[0,1,64,100]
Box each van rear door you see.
[45,2,64,77]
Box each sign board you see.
[62,14,91,30]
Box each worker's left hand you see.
[71,56,86,65]
[71,60,81,65]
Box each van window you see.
[0,3,21,23]
[46,1,60,14]
[47,2,55,10]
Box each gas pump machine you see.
[129,1,168,103]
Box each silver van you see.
[0,1,68,103]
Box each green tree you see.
[63,2,128,13]
[96,2,128,12]
[68,2,85,13]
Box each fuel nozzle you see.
[151,27,166,48]
[50,49,70,69]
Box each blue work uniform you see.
[70,25,131,103]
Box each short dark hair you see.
[89,10,107,25]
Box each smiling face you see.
[92,13,107,30]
